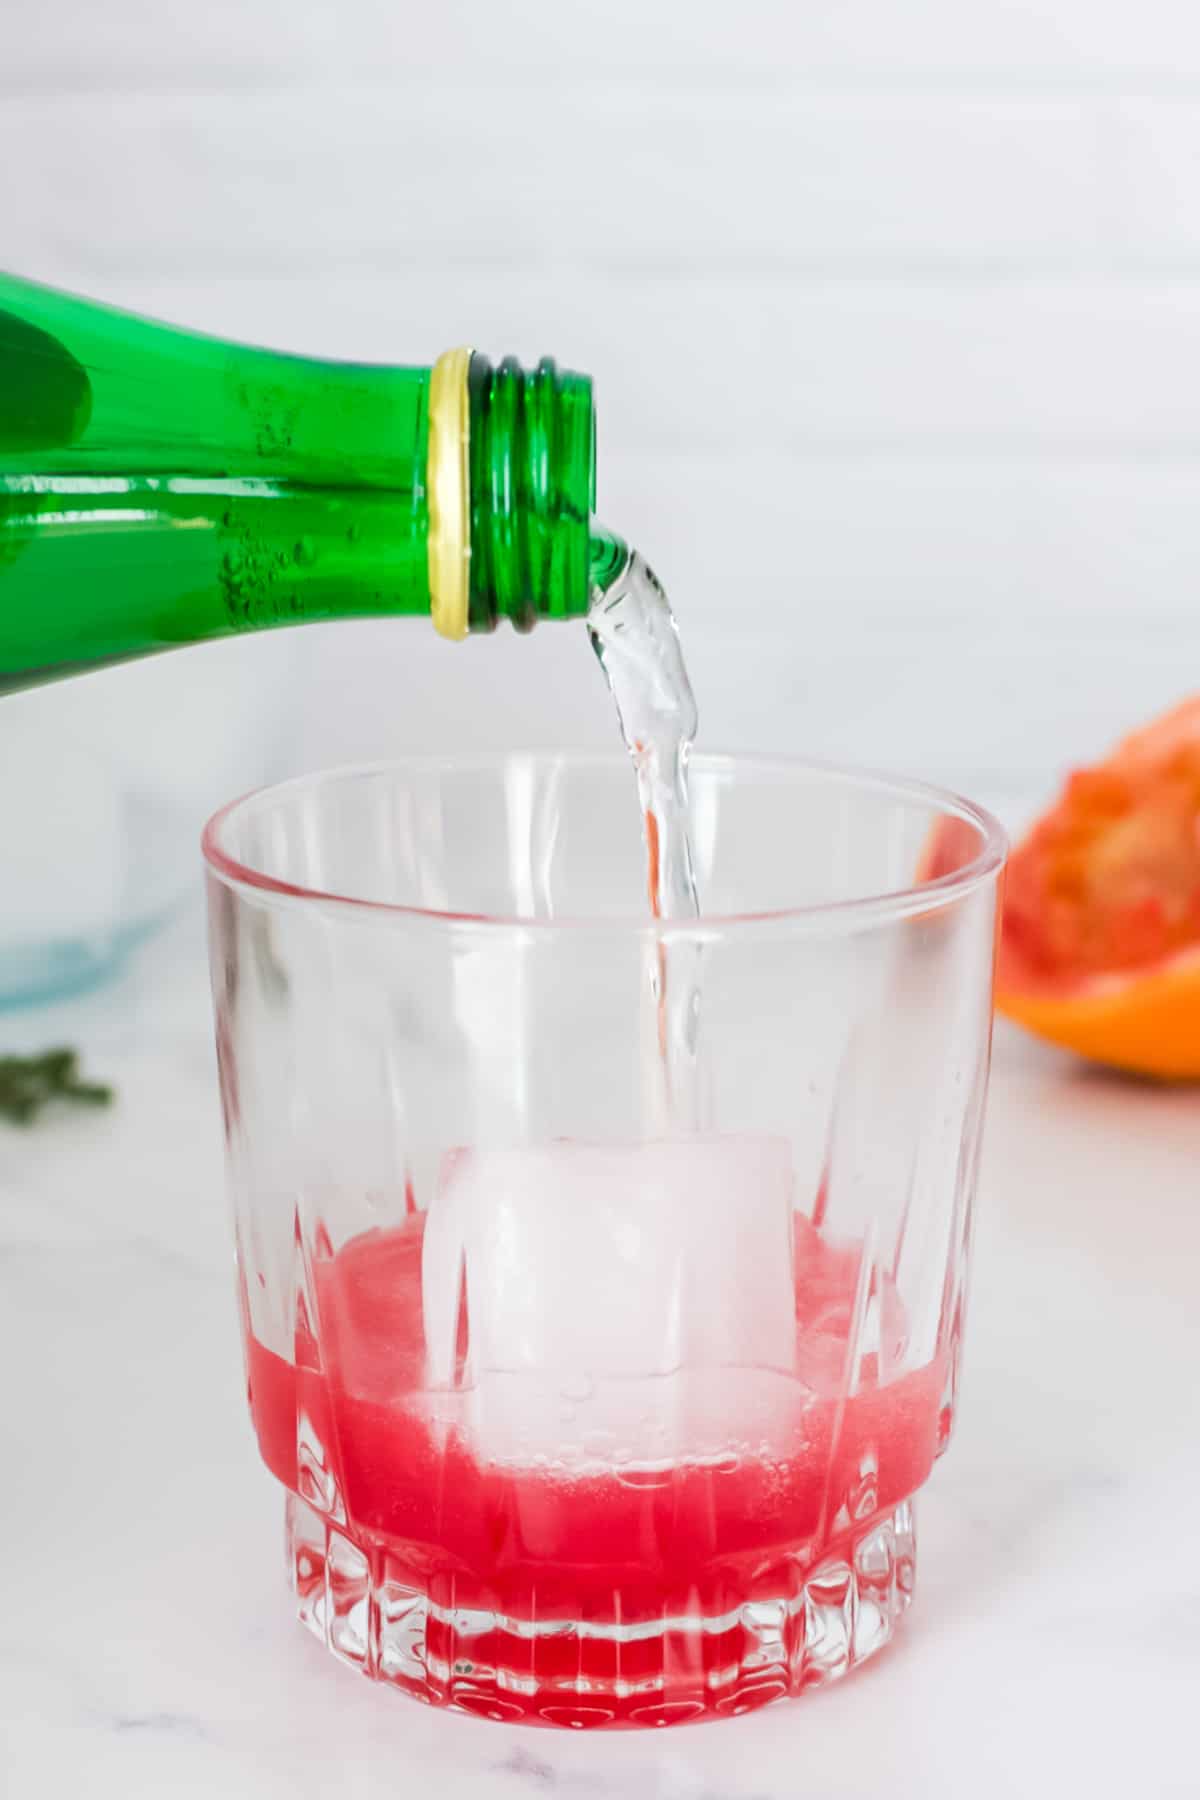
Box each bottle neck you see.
[428,349,595,637]
[0,276,602,690]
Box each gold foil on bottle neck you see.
[427,346,472,640]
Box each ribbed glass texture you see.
[204,753,1003,1727]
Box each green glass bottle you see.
[0,273,606,693]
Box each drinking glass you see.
[203,753,1004,1728]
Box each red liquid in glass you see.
[244,1212,944,1720]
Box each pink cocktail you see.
[205,755,1003,1726]
[244,1207,944,1724]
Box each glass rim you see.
[201,751,1007,936]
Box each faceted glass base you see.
[284,1491,917,1729]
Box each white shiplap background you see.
[7,0,1200,820]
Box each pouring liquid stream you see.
[587,546,706,1131]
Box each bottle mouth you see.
[469,352,595,633]
[426,348,595,639]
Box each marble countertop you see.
[4,913,1199,1799]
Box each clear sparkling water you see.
[588,547,705,1128]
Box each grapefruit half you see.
[994,697,1200,1079]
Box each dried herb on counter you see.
[0,1048,113,1125]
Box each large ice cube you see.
[422,1137,799,1463]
